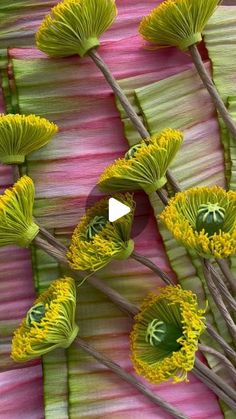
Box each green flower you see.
[67,193,135,272]
[36,0,117,58]
[131,285,206,384]
[139,0,220,51]
[160,186,236,259]
[0,114,58,164]
[98,129,183,195]
[11,277,78,362]
[0,176,39,248]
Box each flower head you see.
[67,193,135,272]
[0,176,39,248]
[139,0,220,51]
[98,129,183,195]
[0,114,58,164]
[131,285,206,384]
[160,186,236,259]
[36,0,117,58]
[11,277,79,362]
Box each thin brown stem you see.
[206,321,236,364]
[198,344,236,383]
[189,43,236,139]
[131,251,174,285]
[207,262,236,312]
[76,337,188,419]
[216,259,236,294]
[203,260,236,343]
[38,225,68,252]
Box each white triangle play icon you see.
[108,198,131,222]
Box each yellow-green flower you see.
[160,186,236,259]
[139,0,220,51]
[0,176,39,248]
[98,129,183,195]
[131,285,206,384]
[67,193,135,272]
[11,277,78,362]
[36,0,117,58]
[0,114,58,164]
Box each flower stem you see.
[131,251,174,285]
[203,259,236,343]
[76,337,188,419]
[189,43,236,139]
[206,321,236,364]
[216,259,236,294]
[207,262,236,312]
[198,343,236,384]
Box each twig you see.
[76,337,189,419]
[131,251,174,285]
[189,44,236,139]
[206,321,236,364]
[207,262,236,312]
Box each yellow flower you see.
[139,0,220,51]
[0,114,58,164]
[130,285,206,384]
[11,277,79,362]
[0,176,39,248]
[98,129,183,195]
[160,186,236,259]
[36,0,117,58]
[67,193,135,272]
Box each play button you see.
[108,198,131,222]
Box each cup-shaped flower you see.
[36,0,117,58]
[0,114,58,165]
[67,193,135,272]
[11,277,79,362]
[139,0,220,51]
[98,129,183,195]
[160,186,236,259]
[0,176,39,248]
[131,285,206,384]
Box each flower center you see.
[26,303,45,327]
[125,144,143,160]
[196,202,225,236]
[85,215,108,240]
[145,318,182,351]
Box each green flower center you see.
[85,215,108,240]
[196,202,225,236]
[125,144,143,160]
[26,303,45,327]
[145,318,182,352]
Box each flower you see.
[98,129,183,195]
[0,176,39,248]
[0,114,58,164]
[67,193,135,272]
[36,0,117,58]
[139,0,220,51]
[11,277,79,362]
[160,186,236,259]
[130,285,206,384]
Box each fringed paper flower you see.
[131,285,206,384]
[36,0,117,58]
[139,0,220,51]
[160,186,236,259]
[98,129,183,195]
[0,176,39,248]
[0,114,58,164]
[11,277,79,362]
[67,193,135,272]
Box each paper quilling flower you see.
[0,176,39,248]
[98,129,183,195]
[139,0,220,51]
[0,114,58,164]
[11,277,79,362]
[36,0,117,58]
[160,186,236,259]
[130,285,206,384]
[67,193,135,272]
